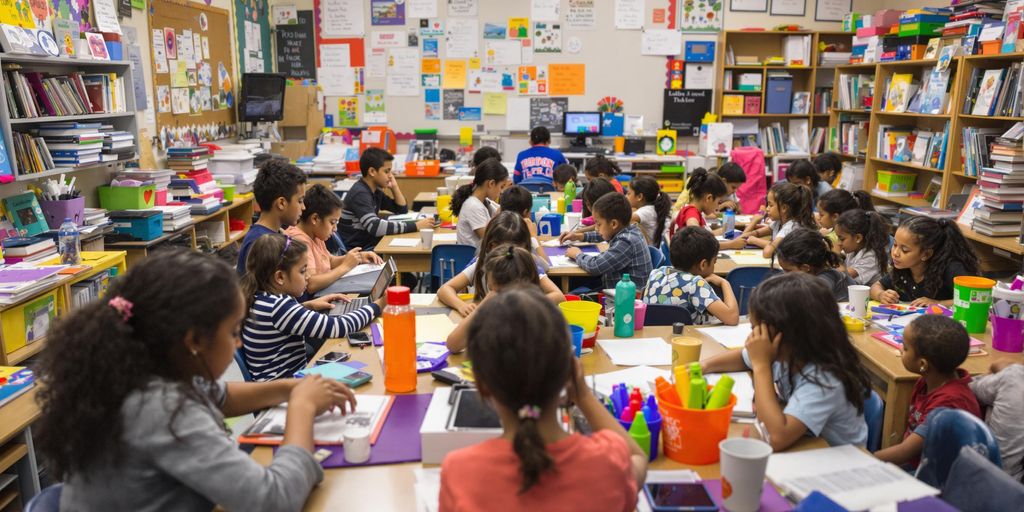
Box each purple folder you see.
[544,245,600,258]
[701,480,793,512]
[371,323,383,347]
[315,393,432,468]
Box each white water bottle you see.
[58,217,81,265]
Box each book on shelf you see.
[835,118,870,157]
[723,94,744,115]
[961,127,1001,177]
[809,127,827,154]
[836,73,874,111]
[813,87,831,114]
[884,73,917,113]
[790,92,810,114]
[972,68,1009,116]
[918,66,952,115]
[3,71,127,119]
[759,123,787,155]
[0,367,35,408]
[744,96,761,114]
[876,125,914,161]
[962,63,1024,117]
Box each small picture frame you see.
[85,32,109,60]
[731,0,768,12]
[815,0,851,21]
[770,0,806,17]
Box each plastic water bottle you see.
[564,180,577,211]
[58,217,81,265]
[383,286,417,393]
[614,274,636,338]
[723,208,736,238]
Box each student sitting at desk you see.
[471,146,501,173]
[438,212,563,318]
[552,163,578,192]
[742,182,817,259]
[440,287,647,512]
[514,126,567,184]
[786,159,831,204]
[870,216,979,307]
[237,160,307,275]
[285,184,383,295]
[498,185,544,262]
[702,273,871,451]
[669,168,746,250]
[242,234,382,381]
[875,315,980,468]
[835,209,890,286]
[672,162,747,214]
[584,154,624,193]
[775,228,853,302]
[563,193,653,290]
[817,188,874,253]
[644,227,739,325]
[558,177,617,241]
[627,175,671,247]
[35,249,357,511]
[453,158,509,248]
[339,147,435,251]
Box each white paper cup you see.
[343,427,372,464]
[719,438,772,512]
[420,229,434,248]
[848,285,871,318]
[436,186,447,196]
[565,212,582,232]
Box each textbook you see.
[0,366,35,407]
[239,394,394,446]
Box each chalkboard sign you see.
[530,97,569,133]
[276,10,315,80]
[663,89,712,137]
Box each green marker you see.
[705,375,735,410]
[686,378,706,409]
[629,410,652,459]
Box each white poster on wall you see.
[566,0,596,30]
[507,97,531,130]
[447,0,477,16]
[614,0,644,30]
[531,0,560,21]
[815,0,850,21]
[320,44,352,66]
[484,40,522,66]
[318,66,356,96]
[321,0,365,37]
[388,47,420,70]
[640,29,682,55]
[770,0,806,16]
[387,73,420,96]
[370,30,405,48]
[407,0,438,18]
[93,0,122,34]
[366,47,387,77]
[446,18,478,58]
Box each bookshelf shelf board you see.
[832,109,872,114]
[0,55,132,67]
[959,225,1024,255]
[838,152,865,159]
[873,111,951,119]
[14,158,136,182]
[812,113,829,116]
[869,158,945,174]
[9,112,136,125]
[868,192,931,208]
[723,89,762,93]
[817,30,854,36]
[724,65,813,70]
[958,114,1024,122]
[877,59,941,67]
[724,30,815,35]
[964,52,1024,62]
[7,337,46,364]
[835,63,879,70]
[722,113,810,118]
[953,172,979,180]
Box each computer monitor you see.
[238,73,287,122]
[563,112,603,137]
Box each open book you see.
[238,395,394,446]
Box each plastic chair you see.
[648,245,664,269]
[659,240,671,265]
[234,351,253,382]
[430,245,477,292]
[916,408,1002,488]
[25,484,62,512]
[519,179,557,194]
[864,390,884,452]
[644,304,694,326]
[943,446,1024,512]
[725,267,778,316]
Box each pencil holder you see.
[658,388,736,465]
[39,197,85,229]
[990,314,1024,353]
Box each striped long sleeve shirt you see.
[338,179,414,250]
[242,292,381,381]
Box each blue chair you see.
[644,304,694,326]
[916,408,1002,488]
[234,351,253,382]
[864,390,884,452]
[659,240,671,264]
[519,179,557,194]
[25,484,62,512]
[944,446,1024,512]
[648,246,664,269]
[430,244,477,292]
[725,267,778,316]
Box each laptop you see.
[329,258,397,315]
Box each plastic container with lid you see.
[383,286,417,393]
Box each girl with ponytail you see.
[440,286,646,509]
[871,216,980,306]
[671,168,748,249]
[835,208,890,285]
[36,249,357,511]
[627,175,672,246]
[453,158,510,248]
[743,181,816,258]
[817,188,875,253]
[775,227,854,301]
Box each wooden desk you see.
[0,388,41,508]
[395,176,448,202]
[374,229,458,285]
[252,305,826,510]
[412,192,436,210]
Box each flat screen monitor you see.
[238,73,287,122]
[563,112,602,136]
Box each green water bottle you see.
[564,180,577,211]
[614,274,636,337]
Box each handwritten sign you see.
[548,64,585,96]
[276,10,315,79]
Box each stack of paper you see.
[597,338,672,366]
[696,324,752,349]
[240,394,393,445]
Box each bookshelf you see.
[0,55,139,181]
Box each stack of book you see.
[975,122,1024,235]
[0,266,62,304]
[152,204,193,232]
[169,168,223,216]
[100,129,135,163]
[961,126,1001,177]
[1,237,57,264]
[3,71,127,118]
[166,146,210,173]
[209,151,257,194]
[941,0,1005,43]
[38,122,104,168]
[82,207,113,236]
[963,63,1024,117]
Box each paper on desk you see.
[541,238,563,247]
[547,255,579,268]
[415,314,457,343]
[636,470,701,512]
[706,371,754,416]
[592,365,671,397]
[389,238,421,248]
[697,324,752,348]
[432,233,457,243]
[766,445,939,510]
[597,337,672,366]
[410,293,437,306]
[415,467,441,512]
[388,213,422,222]
[345,263,384,277]
[721,250,772,266]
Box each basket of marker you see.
[652,363,737,464]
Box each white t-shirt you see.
[635,205,666,245]
[772,219,797,240]
[456,196,496,248]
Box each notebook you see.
[239,394,394,446]
[0,366,34,407]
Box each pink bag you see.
[729,146,767,215]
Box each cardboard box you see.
[274,83,324,161]
[281,84,319,127]
[271,140,312,162]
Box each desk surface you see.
[251,300,826,510]
[0,387,39,445]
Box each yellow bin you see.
[559,301,601,333]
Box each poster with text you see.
[370,0,404,26]
[566,0,595,30]
[447,0,476,16]
[364,89,386,124]
[443,89,464,120]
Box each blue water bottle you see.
[58,217,81,265]
[614,274,636,337]
[723,208,736,239]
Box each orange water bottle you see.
[383,286,417,393]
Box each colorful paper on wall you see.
[483,92,507,114]
[421,74,440,88]
[157,85,171,112]
[370,0,404,26]
[679,0,722,32]
[533,22,561,52]
[443,89,464,120]
[483,22,506,39]
[337,96,358,127]
[424,88,441,120]
[442,59,467,89]
[459,107,481,121]
[422,37,438,57]
[508,17,529,39]
[549,64,585,96]
[171,59,189,87]
[421,57,441,74]
[517,65,547,95]
[364,89,386,124]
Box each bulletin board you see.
[148,0,237,133]
[234,0,273,74]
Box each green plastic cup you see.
[953,276,996,333]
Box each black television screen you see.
[239,73,286,122]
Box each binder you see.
[765,75,794,114]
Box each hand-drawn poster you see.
[364,89,386,124]
[680,0,723,32]
[533,22,560,52]
[337,96,358,126]
[530,97,568,132]
[566,0,595,30]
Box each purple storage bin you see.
[39,197,85,229]
[991,314,1024,353]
